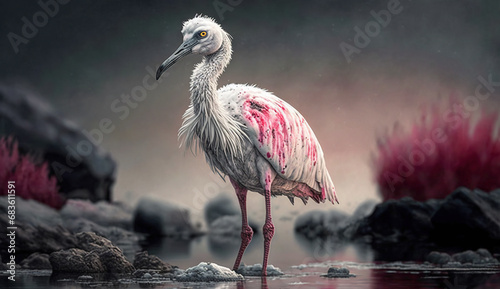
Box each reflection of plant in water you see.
[0,137,64,209]
[373,97,500,201]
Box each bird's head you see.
[156,15,225,80]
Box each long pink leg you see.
[262,171,275,276]
[230,178,253,271]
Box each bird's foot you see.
[261,268,268,277]
[233,225,253,271]
[261,221,274,277]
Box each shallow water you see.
[143,218,374,270]
[3,226,500,289]
[3,262,500,289]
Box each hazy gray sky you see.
[2,0,499,220]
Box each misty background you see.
[1,0,499,223]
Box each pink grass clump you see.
[0,137,64,209]
[373,97,500,201]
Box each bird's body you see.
[188,83,336,204]
[156,15,337,276]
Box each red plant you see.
[373,97,500,201]
[0,137,64,209]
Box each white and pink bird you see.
[156,15,338,276]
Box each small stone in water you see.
[77,275,93,281]
[142,273,152,279]
[327,267,354,278]
[175,262,244,282]
[236,263,284,276]
[426,251,451,265]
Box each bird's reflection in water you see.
[234,277,267,289]
[260,277,268,289]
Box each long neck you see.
[189,33,232,116]
[179,32,245,162]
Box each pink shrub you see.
[0,137,64,209]
[373,97,500,201]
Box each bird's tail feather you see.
[322,173,338,205]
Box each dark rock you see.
[209,215,241,238]
[205,194,241,225]
[133,251,174,273]
[133,196,199,238]
[60,199,133,229]
[63,218,140,258]
[20,253,52,269]
[0,214,77,255]
[326,267,354,278]
[295,200,378,241]
[476,248,495,259]
[132,269,162,278]
[354,197,438,243]
[431,187,500,244]
[293,188,500,263]
[64,218,137,245]
[204,194,259,233]
[77,231,115,252]
[346,197,442,261]
[452,250,482,264]
[328,267,349,275]
[295,210,349,239]
[451,249,499,265]
[50,232,135,273]
[205,194,239,225]
[59,199,139,258]
[426,251,452,265]
[0,85,116,202]
[426,249,499,266]
[338,200,378,239]
[350,200,379,221]
[50,248,105,273]
[76,232,135,273]
[0,197,139,261]
[0,197,63,227]
[98,247,135,274]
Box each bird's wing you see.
[219,84,338,204]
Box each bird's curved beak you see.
[156,38,198,80]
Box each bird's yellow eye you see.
[199,31,207,37]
